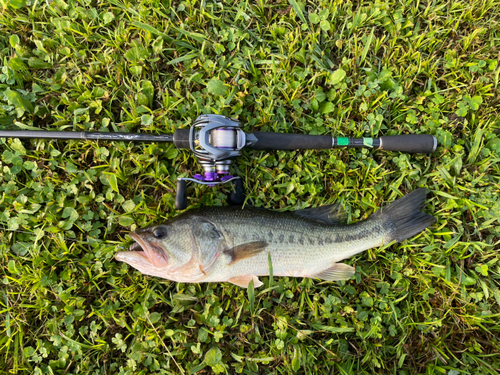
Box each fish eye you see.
[152,226,167,239]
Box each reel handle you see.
[174,178,246,210]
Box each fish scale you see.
[115,189,435,288]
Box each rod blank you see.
[0,130,174,143]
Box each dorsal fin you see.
[295,203,346,225]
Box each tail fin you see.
[374,188,435,243]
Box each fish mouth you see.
[129,241,143,252]
[115,232,168,268]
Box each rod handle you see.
[247,132,332,150]
[380,134,437,154]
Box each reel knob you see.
[229,178,245,206]
[175,180,188,210]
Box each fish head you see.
[115,217,226,282]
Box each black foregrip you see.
[379,134,437,154]
[248,132,332,150]
[173,129,190,149]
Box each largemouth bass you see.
[115,189,435,288]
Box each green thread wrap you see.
[337,137,349,146]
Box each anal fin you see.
[313,263,355,281]
[228,275,263,288]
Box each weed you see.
[1,0,499,373]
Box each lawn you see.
[1,0,499,373]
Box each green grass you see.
[1,0,500,373]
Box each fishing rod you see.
[0,114,437,209]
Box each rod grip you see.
[379,134,437,154]
[248,132,332,150]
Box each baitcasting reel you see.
[172,115,256,209]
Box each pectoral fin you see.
[313,263,355,281]
[228,275,263,288]
[224,241,268,265]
